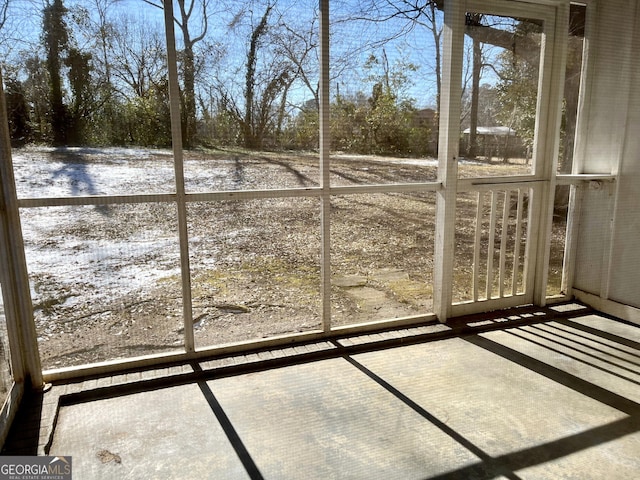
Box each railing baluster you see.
[512,188,524,296]
[486,191,498,299]
[499,190,511,298]
[473,191,484,302]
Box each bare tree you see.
[43,0,70,145]
[0,0,9,33]
[143,0,211,148]
[73,0,120,91]
[352,0,443,112]
[277,15,319,111]
[110,15,167,99]
[211,2,294,149]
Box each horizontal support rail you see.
[555,174,616,185]
[18,182,443,208]
[185,188,320,202]
[41,312,438,382]
[459,173,615,191]
[458,177,544,192]
[329,182,442,195]
[18,193,177,208]
[452,295,529,316]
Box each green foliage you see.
[368,85,415,154]
[495,54,538,149]
[494,22,541,150]
[321,52,432,156]
[122,82,172,147]
[330,93,369,153]
[65,47,93,144]
[3,74,32,146]
[4,4,442,154]
[199,108,243,148]
[287,108,319,150]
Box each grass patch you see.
[243,257,320,295]
[387,278,433,306]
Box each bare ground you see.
[12,147,565,369]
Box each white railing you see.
[453,180,539,314]
[474,188,528,301]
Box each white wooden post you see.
[532,2,569,306]
[562,2,596,298]
[163,0,194,352]
[319,0,331,332]
[433,0,464,322]
[0,69,43,388]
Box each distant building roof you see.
[463,126,517,136]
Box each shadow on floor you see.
[3,303,640,479]
[3,388,44,455]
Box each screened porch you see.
[1,0,640,477]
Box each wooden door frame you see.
[434,0,570,322]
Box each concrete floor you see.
[10,305,640,479]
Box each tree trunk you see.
[244,4,272,149]
[43,0,69,146]
[181,40,196,149]
[468,38,481,159]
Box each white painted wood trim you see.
[329,182,442,195]
[0,69,42,387]
[163,0,195,353]
[561,185,581,296]
[533,2,569,306]
[570,0,597,176]
[555,174,615,185]
[17,183,444,209]
[19,194,177,208]
[486,191,498,299]
[466,0,554,21]
[319,0,331,333]
[41,313,439,383]
[523,186,537,304]
[434,0,465,322]
[0,383,24,449]
[573,289,640,326]
[512,188,524,296]
[499,190,511,298]
[562,0,596,298]
[451,294,529,316]
[458,176,544,191]
[472,191,484,302]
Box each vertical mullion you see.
[319,0,331,333]
[486,191,498,299]
[472,191,484,302]
[499,190,511,298]
[512,188,524,296]
[563,2,594,297]
[561,184,582,295]
[532,3,569,305]
[163,0,194,352]
[0,70,41,386]
[433,0,464,322]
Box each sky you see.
[0,0,513,111]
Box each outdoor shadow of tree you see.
[257,155,318,187]
[51,148,110,215]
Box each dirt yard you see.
[10,147,566,369]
